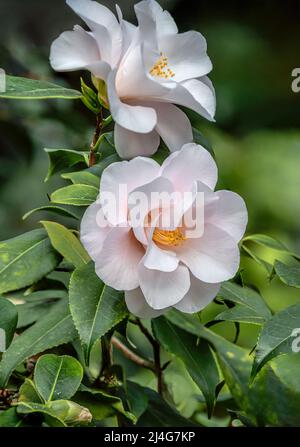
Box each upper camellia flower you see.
[80,144,248,318]
[50,0,215,159]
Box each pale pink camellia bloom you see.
[80,144,248,318]
[50,0,215,159]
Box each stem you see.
[131,318,164,395]
[89,109,103,167]
[111,336,156,373]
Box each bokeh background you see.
[1,0,300,352]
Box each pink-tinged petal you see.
[100,157,160,225]
[206,190,248,243]
[164,76,216,121]
[129,176,174,244]
[174,275,220,313]
[161,143,218,191]
[50,26,100,72]
[135,0,178,39]
[107,70,157,133]
[154,103,193,152]
[80,202,111,261]
[159,31,212,82]
[176,223,240,283]
[138,263,190,309]
[114,123,160,159]
[95,225,144,290]
[125,288,166,318]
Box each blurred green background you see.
[1,0,300,342]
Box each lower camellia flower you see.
[80,143,248,318]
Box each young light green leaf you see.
[69,263,128,362]
[23,205,81,221]
[0,300,77,387]
[0,229,61,294]
[19,378,43,403]
[274,260,300,288]
[46,400,92,425]
[41,221,90,268]
[0,297,18,348]
[243,233,300,260]
[0,75,82,100]
[61,171,100,188]
[51,184,98,206]
[34,354,83,402]
[152,316,220,417]
[252,302,300,378]
[44,148,89,181]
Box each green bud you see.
[92,75,109,109]
[47,400,92,426]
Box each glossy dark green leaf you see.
[152,316,220,417]
[193,127,215,156]
[23,205,81,221]
[51,184,98,206]
[69,263,128,362]
[274,260,300,288]
[0,229,61,294]
[252,302,300,378]
[41,221,90,268]
[34,354,83,402]
[0,300,77,387]
[61,171,100,188]
[0,297,18,348]
[44,148,89,181]
[16,402,66,427]
[88,153,120,178]
[0,75,82,100]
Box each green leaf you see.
[44,148,89,181]
[152,316,220,417]
[0,299,77,387]
[46,400,92,425]
[51,184,98,206]
[16,402,67,427]
[17,300,59,329]
[0,297,18,347]
[0,75,82,100]
[23,205,81,221]
[61,171,100,188]
[252,302,300,378]
[41,221,90,268]
[243,234,291,252]
[0,407,24,427]
[274,260,300,288]
[241,244,273,274]
[215,282,272,325]
[19,378,43,403]
[135,385,196,427]
[0,229,61,294]
[88,153,120,177]
[69,263,128,362]
[34,354,83,402]
[97,132,116,158]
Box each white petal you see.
[80,202,111,261]
[114,123,160,159]
[125,288,166,318]
[67,0,122,66]
[159,31,212,82]
[206,190,248,243]
[138,263,190,309]
[164,76,216,121]
[107,70,157,133]
[50,26,100,72]
[154,103,193,152]
[135,0,178,39]
[94,225,144,290]
[161,143,218,191]
[100,156,160,225]
[174,275,220,313]
[176,223,240,283]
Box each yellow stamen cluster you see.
[149,53,175,79]
[153,228,185,247]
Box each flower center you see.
[153,227,185,246]
[149,52,175,79]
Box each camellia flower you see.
[50,0,215,158]
[80,144,248,318]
